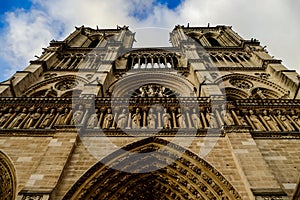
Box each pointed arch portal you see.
[63,138,242,200]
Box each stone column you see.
[126,108,132,129]
[110,107,119,129]
[157,107,162,129]
[142,107,147,129]
[185,107,193,128]
[171,107,177,128]
[96,107,105,128]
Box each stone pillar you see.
[142,107,147,129]
[185,107,193,128]
[171,107,177,128]
[126,108,132,129]
[157,107,162,129]
[96,107,105,128]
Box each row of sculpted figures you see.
[0,105,300,132]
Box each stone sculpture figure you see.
[263,110,279,131]
[71,105,84,125]
[147,108,157,129]
[235,110,248,125]
[221,106,234,126]
[132,108,141,129]
[176,108,187,128]
[0,108,13,127]
[291,110,300,127]
[248,110,265,131]
[8,108,27,128]
[24,108,42,128]
[103,108,113,129]
[56,108,70,125]
[162,108,171,129]
[277,110,294,131]
[40,109,56,128]
[87,110,98,129]
[117,109,127,129]
[206,111,218,128]
[191,108,202,129]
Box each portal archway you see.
[63,138,242,200]
[0,150,17,200]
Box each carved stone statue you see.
[206,111,218,128]
[87,110,98,129]
[291,110,300,127]
[56,108,70,125]
[71,105,84,125]
[147,85,156,97]
[132,108,141,129]
[0,108,13,127]
[191,108,202,129]
[24,108,42,128]
[277,110,294,131]
[162,108,171,129]
[176,108,187,128]
[8,108,27,128]
[147,108,157,129]
[235,110,248,125]
[102,108,113,129]
[256,88,266,99]
[221,108,234,126]
[117,109,127,129]
[40,109,56,128]
[263,110,279,131]
[248,110,265,131]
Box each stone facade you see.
[0,25,299,199]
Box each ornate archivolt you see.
[63,137,242,200]
[23,75,88,97]
[0,150,17,200]
[109,71,195,97]
[215,73,289,99]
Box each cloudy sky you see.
[0,0,299,81]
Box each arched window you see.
[207,37,221,47]
[88,39,100,48]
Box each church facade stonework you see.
[0,25,299,199]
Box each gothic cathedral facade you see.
[0,25,300,199]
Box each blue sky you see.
[0,0,299,82]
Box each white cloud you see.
[0,0,299,81]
